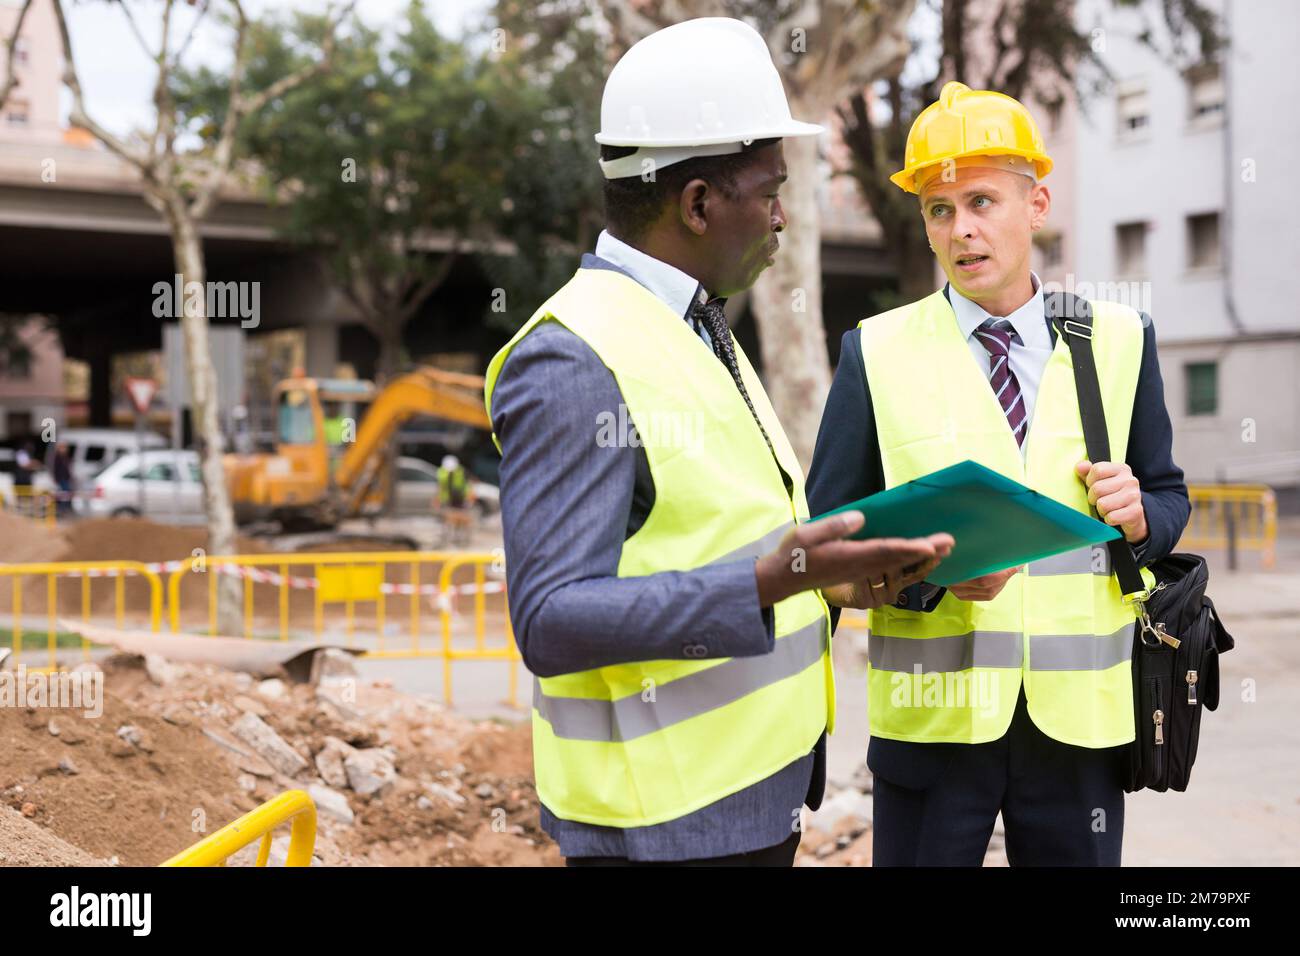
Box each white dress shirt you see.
[948,272,1055,455]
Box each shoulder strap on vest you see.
[1045,292,1147,598]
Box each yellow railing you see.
[165,550,521,707]
[161,790,317,867]
[1182,483,1277,568]
[439,554,518,710]
[0,560,163,669]
[0,485,57,526]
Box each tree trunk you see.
[374,316,403,385]
[169,203,242,635]
[748,132,831,471]
[895,217,937,302]
[372,315,403,516]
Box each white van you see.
[58,428,168,486]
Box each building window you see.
[1185,362,1218,416]
[1035,232,1064,268]
[1116,222,1147,276]
[1117,85,1149,136]
[5,99,29,127]
[1187,212,1221,271]
[1187,63,1224,124]
[1045,99,1064,136]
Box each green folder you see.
[814,459,1121,587]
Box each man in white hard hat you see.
[484,18,952,866]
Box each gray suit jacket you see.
[490,256,822,861]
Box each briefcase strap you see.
[1044,292,1148,600]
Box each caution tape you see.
[24,561,506,599]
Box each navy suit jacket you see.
[805,290,1191,789]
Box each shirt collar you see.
[595,229,706,320]
[948,271,1050,350]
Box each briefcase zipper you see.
[1153,708,1164,746]
[1186,670,1198,706]
[1154,623,1181,649]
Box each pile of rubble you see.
[0,647,558,866]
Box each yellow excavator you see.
[224,368,490,529]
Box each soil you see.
[0,653,558,867]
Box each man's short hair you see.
[600,138,779,242]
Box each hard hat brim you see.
[892,149,1054,194]
[594,118,824,148]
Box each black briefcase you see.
[1049,293,1235,793]
[1125,552,1235,791]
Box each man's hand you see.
[1075,459,1148,544]
[754,511,954,609]
[947,566,1020,602]
[823,534,953,610]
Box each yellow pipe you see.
[161,790,317,867]
[280,562,289,641]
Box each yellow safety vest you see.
[485,267,834,828]
[860,290,1155,748]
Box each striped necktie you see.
[974,317,1027,446]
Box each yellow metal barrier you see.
[162,789,317,867]
[0,560,163,669]
[0,485,57,527]
[437,554,520,710]
[1183,484,1278,568]
[165,550,521,707]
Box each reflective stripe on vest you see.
[867,622,1133,672]
[485,267,834,828]
[535,617,826,742]
[859,290,1154,749]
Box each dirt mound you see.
[0,803,106,866]
[0,662,257,866]
[0,653,557,867]
[0,511,69,564]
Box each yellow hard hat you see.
[890,81,1053,194]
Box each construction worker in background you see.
[50,443,75,517]
[807,82,1191,866]
[485,17,953,867]
[436,454,474,546]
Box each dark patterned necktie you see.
[689,298,777,461]
[974,317,1027,446]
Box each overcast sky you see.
[62,0,493,137]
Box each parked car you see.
[81,449,206,524]
[59,428,167,486]
[396,456,499,517]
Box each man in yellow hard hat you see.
[807,82,1191,865]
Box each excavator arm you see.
[334,368,490,517]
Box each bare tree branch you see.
[0,0,34,108]
[53,0,152,172]
[114,0,160,64]
[170,0,211,71]
[394,251,458,325]
[150,0,180,171]
[190,0,355,220]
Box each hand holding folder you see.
[813,460,1121,588]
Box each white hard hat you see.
[441,455,458,470]
[595,17,823,180]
